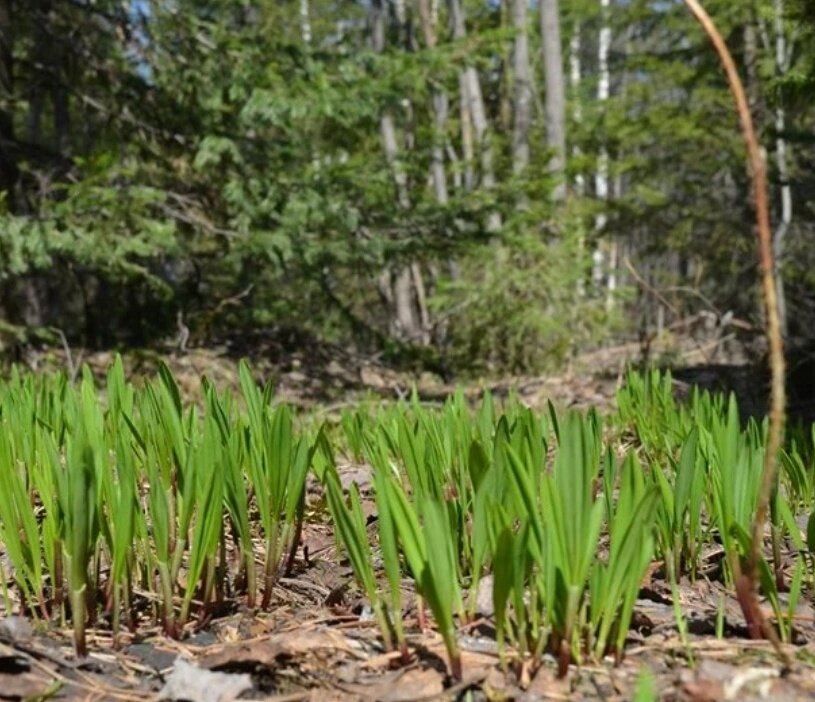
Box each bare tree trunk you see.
[380,115,410,209]
[418,0,459,329]
[447,144,463,191]
[418,0,449,205]
[448,0,501,231]
[511,0,532,177]
[380,111,423,341]
[430,91,450,204]
[458,72,476,190]
[570,22,588,297]
[771,0,792,336]
[445,0,474,190]
[593,0,611,290]
[299,0,312,46]
[540,0,567,201]
[605,30,633,310]
[464,66,496,192]
[371,0,423,344]
[755,1,793,336]
[499,0,513,133]
[569,23,584,197]
[431,0,440,27]
[607,170,625,308]
[743,21,760,114]
[411,262,431,338]
[393,0,407,27]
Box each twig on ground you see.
[681,0,788,667]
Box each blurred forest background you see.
[0,0,813,378]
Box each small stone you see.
[0,616,33,643]
[475,574,495,617]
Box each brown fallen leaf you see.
[518,664,570,702]
[681,680,724,702]
[200,628,355,670]
[341,667,444,702]
[307,690,360,702]
[0,671,56,700]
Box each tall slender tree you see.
[759,0,794,336]
[511,0,532,177]
[371,0,424,344]
[593,0,611,294]
[448,0,500,230]
[540,0,567,201]
[417,0,450,207]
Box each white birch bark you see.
[458,72,476,190]
[773,0,792,336]
[372,0,422,342]
[393,0,407,27]
[418,0,449,205]
[447,144,464,191]
[570,23,585,197]
[511,0,532,176]
[593,0,611,291]
[448,0,501,230]
[380,114,410,209]
[540,0,567,200]
[431,91,450,204]
[571,22,588,296]
[299,0,312,46]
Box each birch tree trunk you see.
[458,74,476,190]
[570,22,588,296]
[743,20,762,117]
[448,0,501,230]
[499,0,513,133]
[299,0,312,46]
[593,0,611,291]
[511,0,532,176]
[418,0,449,205]
[371,0,423,343]
[755,0,793,336]
[570,22,587,198]
[605,30,633,309]
[393,0,407,27]
[540,0,567,201]
[772,0,792,336]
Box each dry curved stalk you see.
[681,0,788,663]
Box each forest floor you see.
[3,552,815,702]
[3,332,815,701]
[3,456,815,702]
[5,324,787,418]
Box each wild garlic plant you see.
[0,361,812,669]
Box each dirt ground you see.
[2,335,815,701]
[5,325,789,416]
